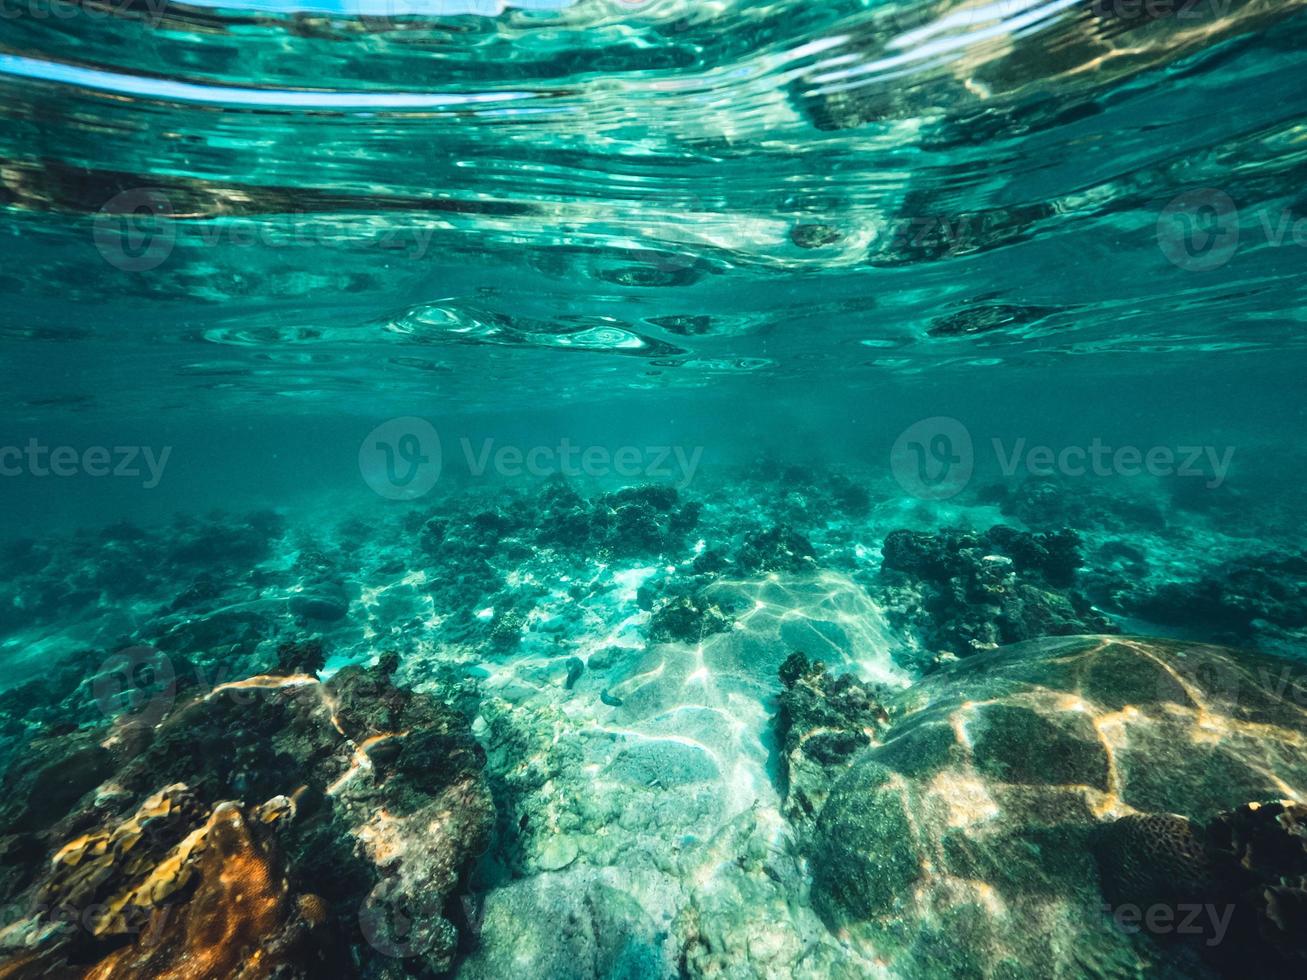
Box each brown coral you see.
[0,789,332,979]
[1094,811,1214,910]
[35,784,206,940]
[85,802,292,980]
[1096,800,1307,974]
[0,659,492,979]
[295,893,329,928]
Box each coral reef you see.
[1122,551,1307,647]
[877,524,1116,665]
[0,657,492,977]
[1095,800,1307,974]
[775,652,890,826]
[1,471,1304,979]
[646,592,735,645]
[734,524,816,574]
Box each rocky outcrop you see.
[775,652,890,827]
[877,525,1116,665]
[795,636,1307,978]
[0,658,493,978]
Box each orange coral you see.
[84,802,293,980]
[295,893,329,928]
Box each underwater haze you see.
[2,1,1307,978]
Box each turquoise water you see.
[2,2,1307,978]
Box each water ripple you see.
[1,0,1305,411]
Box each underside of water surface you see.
[2,1,1307,978]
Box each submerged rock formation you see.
[775,652,891,827]
[877,525,1116,665]
[789,636,1307,977]
[0,656,493,978]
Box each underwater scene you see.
[3,0,1307,977]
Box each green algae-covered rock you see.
[808,636,1307,978]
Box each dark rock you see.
[775,653,890,824]
[881,528,979,581]
[878,524,1113,661]
[611,503,665,555]
[290,593,349,622]
[1126,551,1307,645]
[647,594,733,645]
[669,501,702,534]
[396,726,488,800]
[605,484,679,512]
[419,517,447,552]
[735,525,816,574]
[986,525,1083,588]
[683,549,724,578]
[828,474,870,517]
[648,314,712,335]
[167,576,226,613]
[587,647,627,672]
[0,734,112,834]
[275,637,327,676]
[790,223,843,249]
[490,607,527,649]
[169,517,280,567]
[153,608,273,658]
[374,650,401,677]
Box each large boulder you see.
[803,636,1307,978]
